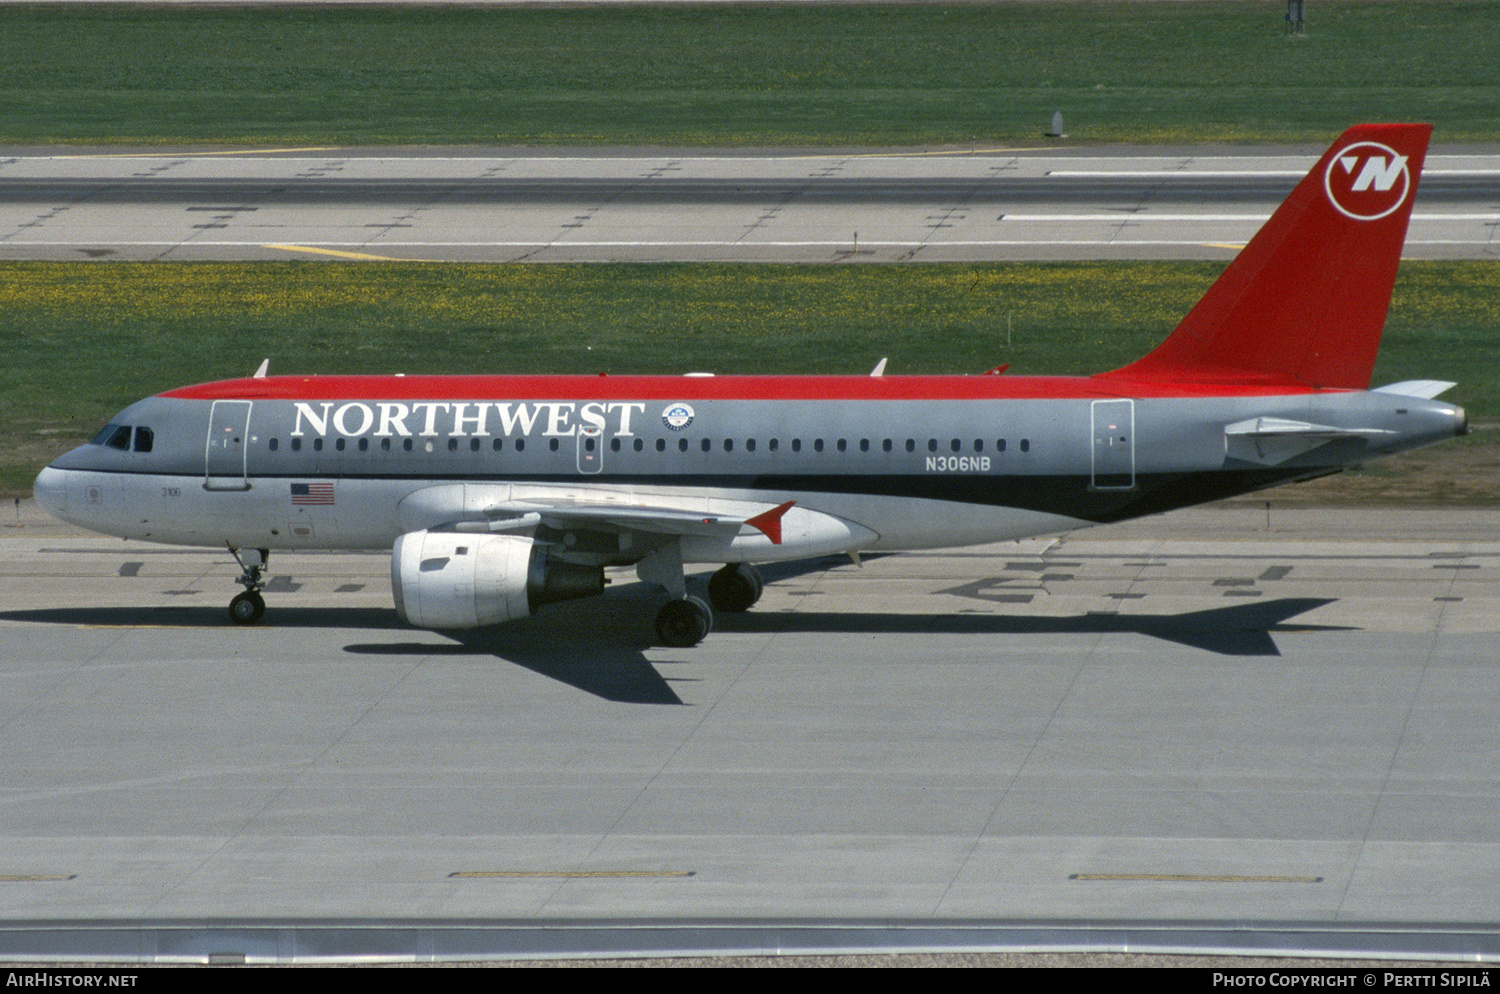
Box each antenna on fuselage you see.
[252,358,270,378]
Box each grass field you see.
[1,3,1494,502]
[0,1,1496,146]
[5,260,1494,497]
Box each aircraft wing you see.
[479,498,796,545]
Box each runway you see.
[1,144,1496,263]
[2,502,1498,960]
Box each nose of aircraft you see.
[33,465,68,520]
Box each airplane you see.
[33,123,1466,647]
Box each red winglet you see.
[744,500,796,545]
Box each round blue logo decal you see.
[662,403,695,431]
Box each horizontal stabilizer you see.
[1373,380,1458,399]
[1225,417,1393,465]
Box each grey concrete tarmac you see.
[1,500,1497,923]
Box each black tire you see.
[655,595,713,647]
[229,591,265,625]
[708,563,763,613]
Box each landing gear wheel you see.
[708,563,763,613]
[655,595,713,647]
[229,590,265,625]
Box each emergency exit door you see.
[1090,399,1135,490]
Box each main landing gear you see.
[655,595,713,648]
[651,563,765,649]
[227,546,269,625]
[641,544,767,648]
[708,562,764,614]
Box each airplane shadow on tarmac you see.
[3,572,1348,705]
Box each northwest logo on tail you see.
[1323,141,1411,220]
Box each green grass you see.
[5,260,1494,496]
[0,2,1496,146]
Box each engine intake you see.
[391,530,603,629]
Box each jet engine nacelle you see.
[391,530,603,629]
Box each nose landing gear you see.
[227,545,269,625]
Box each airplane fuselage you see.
[36,373,1464,559]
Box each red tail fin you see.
[1108,123,1431,389]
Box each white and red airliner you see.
[34,124,1465,646]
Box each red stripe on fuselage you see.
[160,372,1329,403]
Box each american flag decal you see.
[290,482,334,505]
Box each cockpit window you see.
[93,424,133,450]
[89,424,154,452]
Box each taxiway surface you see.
[2,503,1497,929]
[1,144,1497,262]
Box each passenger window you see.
[906,439,915,453]
[448,438,459,452]
[678,438,688,452]
[973,439,983,452]
[745,438,756,453]
[723,439,733,452]
[515,438,525,452]
[859,439,870,452]
[313,438,324,452]
[836,439,846,453]
[700,439,711,452]
[1020,439,1030,452]
[403,438,413,451]
[359,438,370,452]
[927,439,937,453]
[769,439,778,452]
[997,439,1006,452]
[292,438,302,452]
[792,439,801,453]
[634,438,644,452]
[382,438,392,451]
[492,439,503,451]
[268,437,278,452]
[883,439,892,453]
[470,438,480,452]
[656,438,666,452]
[813,439,824,453]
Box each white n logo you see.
[1325,141,1411,221]
[1345,154,1407,192]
